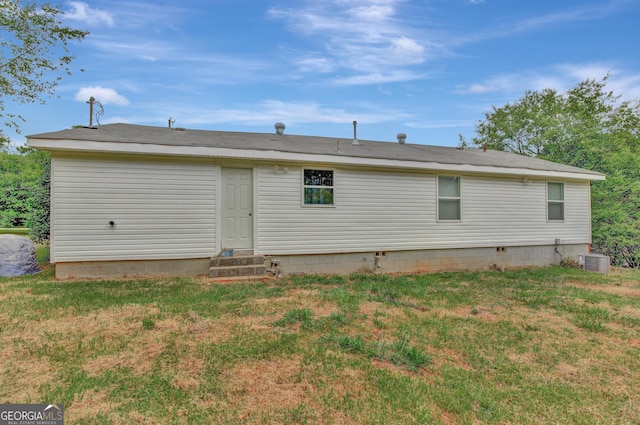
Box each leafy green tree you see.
[0,0,88,137]
[473,88,560,156]
[26,150,50,243]
[0,148,46,227]
[471,77,640,267]
[0,133,8,151]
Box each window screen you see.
[547,182,564,221]
[438,175,461,220]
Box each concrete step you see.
[210,255,265,268]
[209,264,267,278]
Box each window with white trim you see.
[547,182,564,221]
[303,169,334,205]
[438,175,461,220]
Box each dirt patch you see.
[438,305,500,322]
[0,303,167,401]
[126,411,157,424]
[181,313,274,345]
[359,300,405,318]
[83,338,166,377]
[69,389,121,423]
[225,356,314,415]
[430,346,472,371]
[252,291,338,318]
[495,306,575,335]
[616,305,640,321]
[565,281,640,297]
[554,362,579,381]
[0,353,53,402]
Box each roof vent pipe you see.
[352,120,360,145]
[397,133,406,144]
[275,122,285,135]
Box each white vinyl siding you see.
[258,166,434,253]
[51,154,216,262]
[257,166,592,254]
[50,155,592,262]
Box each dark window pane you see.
[304,188,334,205]
[304,170,333,187]
[439,199,460,220]
[548,182,564,201]
[438,176,460,197]
[548,202,564,220]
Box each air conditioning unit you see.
[583,254,610,274]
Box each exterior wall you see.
[49,154,594,279]
[256,165,592,255]
[53,243,588,279]
[55,258,211,280]
[271,244,589,275]
[51,153,216,262]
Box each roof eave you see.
[27,137,606,181]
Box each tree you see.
[26,149,50,243]
[0,0,88,137]
[471,77,640,267]
[0,133,8,151]
[0,147,48,227]
[473,88,561,156]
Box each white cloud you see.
[350,5,395,20]
[146,99,412,128]
[333,70,425,85]
[295,57,334,73]
[454,63,640,101]
[454,2,629,46]
[65,2,115,27]
[389,36,425,64]
[406,119,476,129]
[187,101,363,126]
[75,87,130,106]
[86,36,175,60]
[268,1,438,85]
[557,64,640,100]
[454,75,521,94]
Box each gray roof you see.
[28,123,604,178]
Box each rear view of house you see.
[27,123,604,279]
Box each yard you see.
[1,265,639,424]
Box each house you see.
[27,123,605,279]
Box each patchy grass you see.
[1,266,639,424]
[35,245,50,263]
[0,227,30,235]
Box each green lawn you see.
[1,266,639,424]
[0,227,30,235]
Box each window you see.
[438,175,461,220]
[547,182,564,221]
[303,169,334,205]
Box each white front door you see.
[221,168,253,249]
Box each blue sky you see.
[7,0,640,147]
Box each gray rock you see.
[0,234,40,277]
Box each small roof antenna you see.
[168,117,175,128]
[86,97,104,127]
[352,120,360,145]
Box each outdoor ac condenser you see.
[582,254,610,274]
